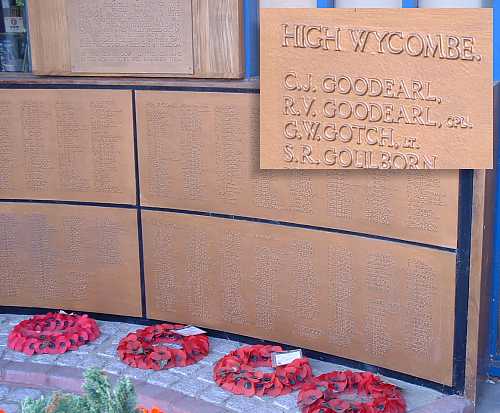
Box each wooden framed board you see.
[28,0,244,78]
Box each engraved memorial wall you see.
[137,91,459,248]
[0,89,135,204]
[0,203,141,316]
[260,9,493,169]
[0,83,466,388]
[142,211,457,385]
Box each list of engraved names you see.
[260,9,492,169]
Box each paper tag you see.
[59,310,67,314]
[173,325,207,336]
[58,310,75,315]
[272,349,303,367]
[4,17,24,33]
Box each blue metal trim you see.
[243,0,259,78]
[317,0,334,7]
[490,365,500,377]
[495,0,500,80]
[402,0,417,7]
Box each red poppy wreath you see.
[117,324,209,370]
[8,312,100,355]
[214,345,313,397]
[297,370,406,413]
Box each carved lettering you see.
[282,24,483,62]
[262,9,492,169]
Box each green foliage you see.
[21,397,50,413]
[15,0,24,7]
[113,375,138,413]
[21,369,140,413]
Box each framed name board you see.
[136,90,459,248]
[143,210,456,385]
[0,89,135,204]
[0,203,141,317]
[28,0,244,78]
[260,9,492,169]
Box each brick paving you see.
[0,313,461,412]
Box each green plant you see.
[21,369,140,413]
[15,0,24,7]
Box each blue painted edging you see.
[403,0,417,7]
[317,0,334,7]
[244,0,259,78]
[495,0,500,80]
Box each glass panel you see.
[0,0,28,72]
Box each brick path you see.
[0,313,467,412]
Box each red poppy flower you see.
[117,324,209,371]
[14,336,28,353]
[266,378,286,397]
[137,407,165,413]
[21,338,39,356]
[214,345,313,398]
[297,371,406,413]
[7,313,100,356]
[298,385,324,408]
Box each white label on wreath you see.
[4,17,24,33]
[272,349,303,367]
[173,325,207,336]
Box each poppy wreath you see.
[213,344,313,397]
[117,323,209,370]
[7,312,100,355]
[297,370,406,413]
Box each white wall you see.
[335,0,402,7]
[260,0,317,7]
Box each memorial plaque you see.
[137,91,459,248]
[28,0,244,78]
[143,211,456,384]
[0,203,141,316]
[260,9,492,169]
[68,0,193,74]
[0,89,135,204]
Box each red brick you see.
[133,382,230,413]
[45,365,85,394]
[169,395,230,413]
[135,382,184,411]
[3,361,49,387]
